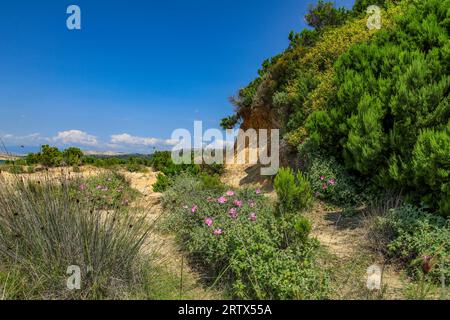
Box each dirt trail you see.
[305,202,405,299]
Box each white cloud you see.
[110,133,158,146]
[1,133,48,144]
[110,133,168,146]
[53,130,98,146]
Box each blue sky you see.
[0,0,354,154]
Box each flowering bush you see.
[72,172,138,210]
[306,153,370,206]
[162,174,330,299]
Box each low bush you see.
[75,172,139,210]
[162,175,330,300]
[369,204,450,283]
[151,151,224,192]
[305,153,370,206]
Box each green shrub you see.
[62,147,83,166]
[370,204,450,283]
[153,173,171,193]
[199,173,225,192]
[305,0,349,31]
[274,168,313,215]
[305,153,370,206]
[162,175,330,300]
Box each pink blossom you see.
[204,217,213,227]
[213,228,223,236]
[328,179,336,186]
[96,185,103,190]
[320,176,325,181]
[191,205,198,213]
[218,196,227,204]
[255,188,262,194]
[79,184,87,191]
[229,208,238,219]
[226,190,235,196]
[248,200,255,208]
[322,184,328,190]
[233,200,243,207]
[249,213,257,222]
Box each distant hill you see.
[0,153,20,161]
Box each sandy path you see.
[305,202,405,299]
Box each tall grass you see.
[0,172,152,299]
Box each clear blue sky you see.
[0,0,354,154]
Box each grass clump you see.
[0,173,152,299]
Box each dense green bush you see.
[370,204,450,283]
[307,0,450,214]
[152,173,171,193]
[162,175,330,300]
[274,168,313,215]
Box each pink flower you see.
[248,200,255,208]
[322,184,328,190]
[229,208,238,219]
[218,196,227,204]
[233,200,243,207]
[255,188,262,194]
[79,184,87,191]
[249,213,257,222]
[320,176,325,181]
[96,185,103,190]
[213,228,223,236]
[191,205,198,213]
[226,190,235,196]
[204,217,213,227]
[328,179,336,186]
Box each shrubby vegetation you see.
[162,174,329,299]
[151,151,224,192]
[223,0,449,215]
[305,153,371,206]
[370,204,450,284]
